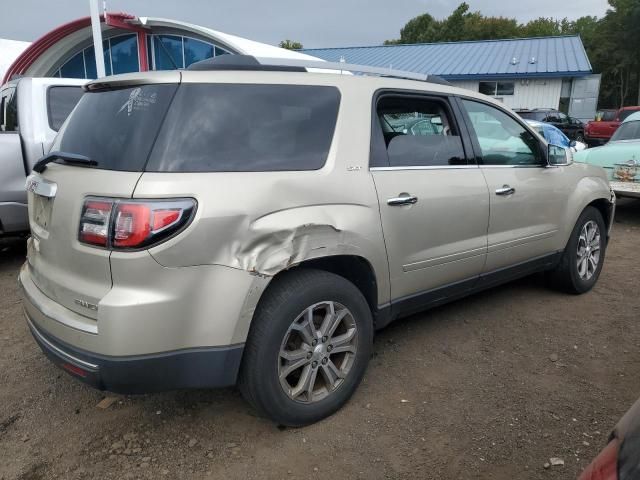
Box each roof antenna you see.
[340,55,345,74]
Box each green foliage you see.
[279,40,303,50]
[385,1,640,107]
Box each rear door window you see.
[47,86,84,131]
[54,84,178,171]
[374,95,467,167]
[146,84,341,172]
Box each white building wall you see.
[451,78,563,110]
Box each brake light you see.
[78,198,195,249]
[114,204,151,248]
[79,200,113,246]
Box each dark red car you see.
[578,398,640,480]
[585,107,640,146]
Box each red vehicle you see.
[585,107,640,146]
[578,397,640,480]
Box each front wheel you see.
[547,206,607,294]
[239,269,373,426]
[575,132,585,143]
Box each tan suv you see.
[19,56,615,426]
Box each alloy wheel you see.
[278,301,358,404]
[576,220,601,280]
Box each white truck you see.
[0,77,85,235]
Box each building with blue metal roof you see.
[302,36,600,121]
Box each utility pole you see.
[89,0,106,78]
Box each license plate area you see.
[26,173,57,233]
[32,194,54,230]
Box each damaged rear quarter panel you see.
[136,172,386,280]
[133,82,390,306]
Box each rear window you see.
[47,86,84,131]
[599,110,616,121]
[54,84,178,171]
[517,111,544,121]
[146,84,341,172]
[619,109,640,122]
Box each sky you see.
[1,0,610,48]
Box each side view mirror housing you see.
[548,143,573,166]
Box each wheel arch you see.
[232,254,382,345]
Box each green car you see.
[574,112,640,199]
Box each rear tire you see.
[547,206,606,294]
[239,269,373,426]
[575,132,585,143]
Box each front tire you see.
[239,269,373,426]
[548,206,607,294]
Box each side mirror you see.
[548,144,573,166]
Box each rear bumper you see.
[19,263,247,393]
[25,314,243,393]
[610,181,640,199]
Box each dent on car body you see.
[148,203,375,277]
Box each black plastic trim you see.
[27,318,244,394]
[375,251,562,329]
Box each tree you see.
[279,40,303,50]
[385,2,640,108]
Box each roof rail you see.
[187,55,451,86]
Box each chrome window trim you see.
[370,165,478,171]
[478,164,546,169]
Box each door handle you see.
[387,194,418,206]
[495,185,516,196]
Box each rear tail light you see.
[79,197,196,250]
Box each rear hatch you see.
[26,73,180,319]
[26,71,343,318]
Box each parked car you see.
[516,108,586,142]
[575,112,640,199]
[525,119,587,152]
[584,106,640,147]
[578,397,640,480]
[19,56,615,426]
[0,77,85,236]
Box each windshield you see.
[610,121,640,142]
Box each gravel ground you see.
[1,199,639,480]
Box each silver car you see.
[19,57,615,426]
[0,77,85,235]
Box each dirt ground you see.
[1,199,639,480]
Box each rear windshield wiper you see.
[33,151,98,173]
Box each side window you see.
[1,88,18,132]
[375,95,466,167]
[47,86,84,131]
[461,99,543,166]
